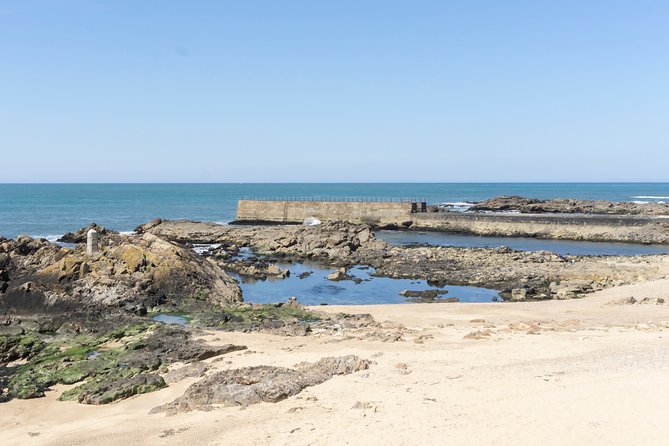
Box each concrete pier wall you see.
[235,200,669,244]
[411,212,669,244]
[235,200,415,225]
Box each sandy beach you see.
[3,278,668,446]
[5,1,669,443]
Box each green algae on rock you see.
[1,322,246,404]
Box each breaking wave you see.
[31,234,62,242]
[440,202,476,211]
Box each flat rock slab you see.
[78,373,167,405]
[151,355,370,415]
[164,362,209,384]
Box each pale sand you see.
[3,279,669,446]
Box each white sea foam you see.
[29,234,78,248]
[120,231,136,235]
[440,201,476,212]
[441,202,476,207]
[632,196,669,199]
[31,234,63,242]
[192,243,221,255]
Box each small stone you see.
[463,329,492,340]
[327,268,351,281]
[639,297,665,305]
[608,296,638,305]
[511,288,527,301]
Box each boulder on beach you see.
[151,355,370,414]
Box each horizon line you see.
[2,181,669,185]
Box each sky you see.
[1,0,668,183]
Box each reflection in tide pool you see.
[375,230,669,257]
[235,262,500,305]
[153,314,190,325]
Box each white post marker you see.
[87,228,98,256]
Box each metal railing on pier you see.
[239,196,426,203]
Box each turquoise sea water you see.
[1,183,668,241]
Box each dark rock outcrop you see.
[137,220,383,265]
[471,196,669,216]
[164,362,209,384]
[57,223,118,244]
[125,324,247,365]
[399,289,449,299]
[399,289,453,302]
[222,260,290,280]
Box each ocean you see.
[1,183,668,240]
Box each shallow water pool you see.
[236,262,500,305]
[375,230,669,257]
[153,314,190,325]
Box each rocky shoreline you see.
[2,217,669,412]
[469,195,669,216]
[137,219,669,301]
[0,222,409,405]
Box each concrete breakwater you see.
[234,199,669,244]
[235,198,424,226]
[411,212,669,245]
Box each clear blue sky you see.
[1,0,667,182]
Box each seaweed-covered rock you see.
[127,324,247,364]
[202,302,322,336]
[2,321,247,404]
[0,332,43,363]
[63,373,167,405]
